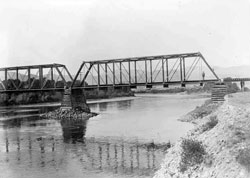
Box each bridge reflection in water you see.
[2,118,169,177]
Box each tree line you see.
[0,78,87,90]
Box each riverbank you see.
[154,92,250,178]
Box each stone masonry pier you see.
[61,88,90,113]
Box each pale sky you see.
[0,0,250,73]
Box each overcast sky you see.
[0,0,250,73]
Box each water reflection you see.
[1,116,50,129]
[117,100,132,110]
[1,118,167,178]
[90,99,132,112]
[61,119,87,143]
[99,102,108,111]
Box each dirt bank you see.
[154,92,250,178]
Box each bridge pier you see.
[61,88,90,112]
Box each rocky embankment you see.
[154,92,250,178]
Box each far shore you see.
[0,92,210,108]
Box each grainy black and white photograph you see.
[0,0,250,178]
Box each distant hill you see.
[213,65,250,79]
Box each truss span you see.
[71,52,220,89]
[0,63,73,92]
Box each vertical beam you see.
[180,58,183,83]
[113,62,115,85]
[5,69,7,84]
[105,63,108,85]
[162,59,165,83]
[28,67,31,89]
[150,59,152,83]
[134,61,137,84]
[128,61,131,84]
[120,62,122,84]
[97,63,100,86]
[39,67,43,88]
[16,68,18,81]
[166,59,169,82]
[51,67,53,82]
[145,60,147,84]
[183,57,186,81]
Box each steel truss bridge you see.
[2,52,245,93]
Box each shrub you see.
[244,87,250,92]
[179,138,206,172]
[236,148,250,171]
[190,99,220,120]
[202,116,218,132]
[224,77,240,93]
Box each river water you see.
[0,93,208,178]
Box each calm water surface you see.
[0,93,207,178]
